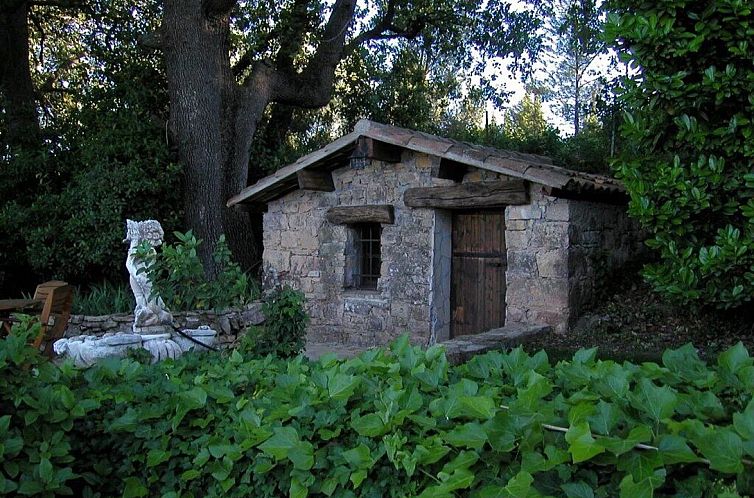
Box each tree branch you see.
[260,0,357,108]
[202,0,236,18]
[345,0,427,52]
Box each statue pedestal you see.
[134,325,173,335]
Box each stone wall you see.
[65,303,265,347]
[505,185,572,333]
[262,152,642,343]
[504,184,642,333]
[567,200,643,320]
[263,151,455,347]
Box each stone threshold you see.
[305,323,550,363]
[441,323,551,365]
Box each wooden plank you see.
[450,211,506,338]
[351,136,403,163]
[297,169,334,192]
[325,205,395,225]
[404,180,528,209]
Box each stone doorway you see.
[449,210,507,337]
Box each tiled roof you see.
[227,119,625,207]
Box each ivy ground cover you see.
[1,326,753,497]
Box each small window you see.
[348,223,382,290]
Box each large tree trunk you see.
[161,0,356,276]
[0,0,40,151]
[162,0,264,274]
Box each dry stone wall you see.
[263,151,455,347]
[65,303,265,347]
[504,184,642,333]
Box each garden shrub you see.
[2,320,754,496]
[72,281,135,316]
[137,231,258,311]
[607,0,754,308]
[238,286,309,358]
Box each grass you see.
[72,281,134,316]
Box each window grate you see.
[353,223,381,289]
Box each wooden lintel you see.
[326,205,395,225]
[233,202,267,213]
[297,169,334,192]
[404,180,528,209]
[351,136,402,163]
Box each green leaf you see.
[446,396,496,419]
[342,444,373,469]
[122,477,148,498]
[444,422,488,450]
[718,342,751,374]
[733,398,754,439]
[561,481,595,498]
[17,480,44,496]
[328,373,360,401]
[351,413,386,437]
[694,429,744,473]
[258,427,298,459]
[657,435,699,464]
[146,449,170,468]
[38,458,53,483]
[629,378,676,424]
[503,471,533,496]
[565,422,605,463]
[619,470,666,498]
[179,387,207,410]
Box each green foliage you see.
[607,0,754,308]
[137,231,258,311]
[0,0,182,290]
[2,319,754,497]
[0,317,99,496]
[72,281,134,316]
[239,287,309,358]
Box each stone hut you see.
[228,120,642,346]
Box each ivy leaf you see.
[565,422,605,463]
[351,413,386,437]
[588,400,621,436]
[629,378,677,425]
[657,435,699,464]
[444,422,488,450]
[503,471,534,496]
[619,469,666,498]
[178,387,207,411]
[694,429,744,474]
[733,398,754,439]
[258,427,314,470]
[342,444,373,469]
[561,481,595,498]
[446,396,496,420]
[718,342,752,374]
[328,373,360,402]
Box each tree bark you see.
[0,1,40,151]
[161,0,357,276]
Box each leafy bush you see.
[607,0,754,308]
[2,317,754,497]
[239,286,309,358]
[0,318,97,496]
[137,231,258,311]
[72,281,135,316]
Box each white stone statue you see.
[52,220,221,368]
[124,219,173,332]
[53,328,218,368]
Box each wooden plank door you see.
[450,211,506,337]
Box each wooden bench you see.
[1,281,74,357]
